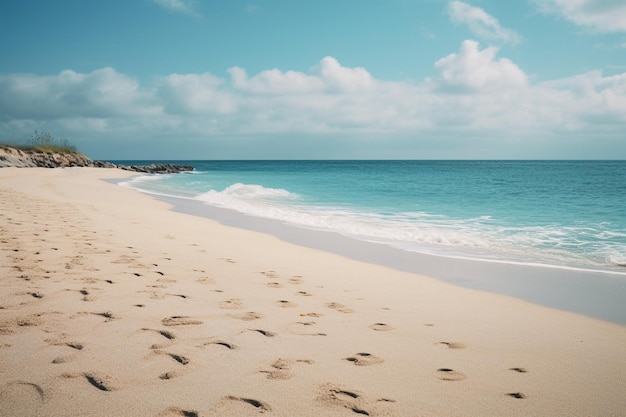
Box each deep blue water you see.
[114,160,626,273]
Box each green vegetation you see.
[0,131,78,154]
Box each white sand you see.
[1,167,625,417]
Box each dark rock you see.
[110,163,195,174]
[92,160,117,168]
[0,146,92,168]
[0,146,194,174]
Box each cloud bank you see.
[1,41,625,158]
[532,0,626,32]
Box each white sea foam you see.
[119,174,204,199]
[607,250,626,267]
[212,183,298,199]
[120,175,626,275]
[118,174,164,188]
[190,183,620,271]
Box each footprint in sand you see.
[437,341,466,349]
[142,328,176,348]
[166,293,189,300]
[150,351,191,379]
[162,352,190,365]
[276,300,297,308]
[158,407,199,417]
[245,329,276,337]
[198,339,238,350]
[435,368,467,381]
[266,282,282,288]
[507,392,527,399]
[369,323,394,331]
[261,358,314,380]
[15,314,43,327]
[61,372,117,392]
[0,381,46,414]
[317,384,391,416]
[326,302,354,313]
[159,371,186,380]
[65,342,84,350]
[1,381,44,402]
[285,321,327,337]
[288,276,304,285]
[231,311,263,321]
[79,289,96,302]
[162,316,203,326]
[344,352,384,366]
[509,367,528,373]
[219,299,244,310]
[299,312,323,318]
[84,373,116,391]
[45,337,85,351]
[261,361,292,380]
[196,277,216,285]
[295,320,316,326]
[156,330,176,340]
[218,396,272,414]
[91,311,117,322]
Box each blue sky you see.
[1,0,625,159]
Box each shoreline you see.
[2,167,625,417]
[149,192,626,325]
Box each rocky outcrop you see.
[93,161,195,174]
[0,146,93,168]
[0,146,194,173]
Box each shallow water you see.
[117,160,626,275]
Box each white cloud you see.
[435,40,528,91]
[540,70,626,124]
[158,72,236,114]
[532,0,626,32]
[0,67,159,119]
[447,1,522,44]
[0,49,625,158]
[315,56,375,92]
[151,0,200,17]
[228,66,325,94]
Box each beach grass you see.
[0,130,78,154]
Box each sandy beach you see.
[1,167,625,417]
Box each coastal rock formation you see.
[102,162,195,174]
[0,146,193,173]
[0,146,92,168]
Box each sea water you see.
[117,160,626,275]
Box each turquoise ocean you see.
[116,160,626,276]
